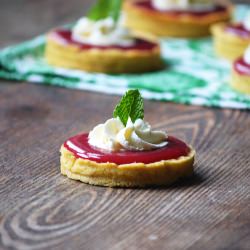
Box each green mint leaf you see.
[87,0,122,22]
[87,0,109,21]
[113,89,144,126]
[109,0,122,22]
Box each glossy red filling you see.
[51,29,157,51]
[225,24,250,39]
[63,133,190,164]
[134,0,227,16]
[233,58,250,76]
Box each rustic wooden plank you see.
[0,0,94,47]
[0,83,249,250]
[1,1,250,250]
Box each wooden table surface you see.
[1,1,250,250]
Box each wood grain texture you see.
[0,1,250,250]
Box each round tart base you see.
[231,69,250,94]
[123,0,232,38]
[211,23,250,61]
[45,31,163,74]
[60,145,195,187]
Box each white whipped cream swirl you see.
[243,12,250,32]
[152,0,214,12]
[88,117,168,152]
[243,46,250,65]
[72,17,135,47]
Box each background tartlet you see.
[123,0,232,38]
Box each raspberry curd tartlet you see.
[211,12,250,61]
[231,46,250,94]
[60,90,195,187]
[45,0,163,74]
[124,0,232,38]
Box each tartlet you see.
[60,134,195,187]
[60,90,195,187]
[123,0,232,38]
[231,57,250,94]
[211,23,250,61]
[45,29,163,74]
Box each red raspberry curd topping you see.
[64,133,190,164]
[234,57,250,76]
[51,29,157,51]
[134,0,227,16]
[225,23,250,39]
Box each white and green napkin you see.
[0,5,250,109]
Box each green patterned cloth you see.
[1,5,250,109]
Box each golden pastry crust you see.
[211,23,250,61]
[60,145,195,187]
[123,0,232,38]
[231,68,250,94]
[45,32,163,74]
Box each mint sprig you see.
[87,0,122,22]
[113,90,144,126]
